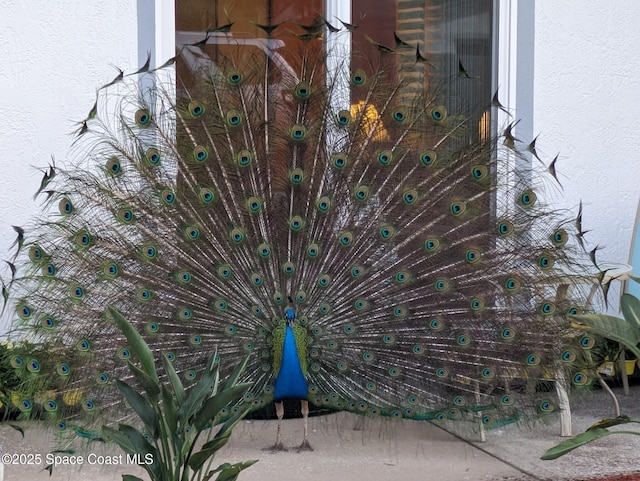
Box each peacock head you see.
[285,307,296,326]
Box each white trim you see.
[325,0,352,147]
[155,0,176,67]
[493,0,520,218]
[325,0,351,25]
[495,0,518,129]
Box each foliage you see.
[542,290,640,460]
[541,416,640,460]
[569,292,640,359]
[102,307,257,481]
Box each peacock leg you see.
[297,400,313,452]
[264,401,288,452]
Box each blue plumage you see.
[274,325,308,401]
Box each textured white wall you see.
[532,2,640,285]
[0,1,140,332]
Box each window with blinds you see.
[175,1,493,126]
[350,0,493,142]
[174,0,493,169]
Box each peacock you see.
[3,16,598,452]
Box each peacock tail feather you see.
[4,18,598,437]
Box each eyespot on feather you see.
[135,108,151,126]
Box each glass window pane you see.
[352,0,493,141]
[175,0,323,90]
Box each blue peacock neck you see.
[273,308,309,401]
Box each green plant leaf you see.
[116,380,159,439]
[570,313,640,358]
[205,463,231,481]
[188,430,232,471]
[116,424,163,481]
[162,352,186,404]
[541,428,611,459]
[103,425,138,454]
[118,424,158,454]
[587,415,633,430]
[193,383,252,431]
[208,407,251,448]
[122,476,145,481]
[190,407,251,470]
[161,385,180,449]
[178,363,220,424]
[621,293,640,329]
[127,360,160,400]
[107,307,158,382]
[208,460,258,481]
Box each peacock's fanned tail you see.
[6,20,596,436]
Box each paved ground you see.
[1,383,640,481]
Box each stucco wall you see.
[0,1,140,332]
[532,2,640,306]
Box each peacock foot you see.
[263,442,288,452]
[297,439,314,452]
